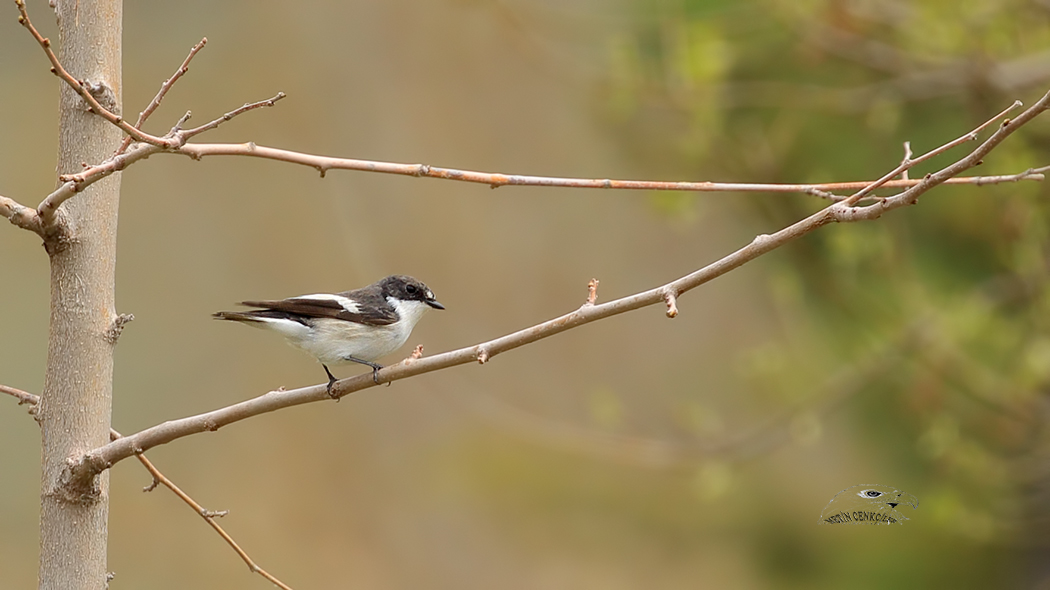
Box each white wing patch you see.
[819,484,919,525]
[294,293,361,313]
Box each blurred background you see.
[2,0,1050,588]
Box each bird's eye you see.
[860,490,883,498]
[406,284,418,294]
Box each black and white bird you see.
[213,275,444,393]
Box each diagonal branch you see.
[66,90,1050,484]
[180,93,287,139]
[0,384,296,590]
[115,37,208,155]
[15,0,177,148]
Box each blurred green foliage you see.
[590,0,1050,586]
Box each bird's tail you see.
[212,310,263,323]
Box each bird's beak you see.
[427,299,445,310]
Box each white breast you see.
[288,297,434,364]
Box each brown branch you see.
[132,454,294,590]
[0,384,295,590]
[175,141,1046,196]
[67,91,1050,481]
[115,38,208,155]
[1,194,44,236]
[37,142,159,226]
[842,100,1023,206]
[15,0,176,148]
[0,383,40,406]
[180,93,287,139]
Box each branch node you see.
[477,348,490,364]
[664,291,679,318]
[586,278,600,305]
[104,313,135,344]
[752,233,772,247]
[203,420,219,432]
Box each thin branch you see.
[180,93,287,139]
[0,384,295,590]
[115,37,208,155]
[842,99,1023,206]
[900,141,912,180]
[176,141,1046,195]
[15,0,176,148]
[37,142,158,226]
[68,91,1050,481]
[1,194,44,236]
[0,383,40,406]
[131,454,294,590]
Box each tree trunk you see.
[37,2,122,589]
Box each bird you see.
[213,275,444,395]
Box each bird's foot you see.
[345,356,386,386]
[323,364,340,400]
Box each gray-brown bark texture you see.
[37,2,122,589]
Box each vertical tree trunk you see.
[36,2,122,589]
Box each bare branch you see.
[1,194,44,236]
[68,92,1050,480]
[116,38,208,155]
[841,99,1024,206]
[132,454,295,590]
[38,142,159,226]
[181,94,287,139]
[900,141,912,180]
[15,0,177,148]
[175,141,1045,196]
[0,383,40,406]
[1,384,295,590]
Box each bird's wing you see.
[240,293,398,326]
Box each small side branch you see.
[1,194,44,236]
[181,94,286,139]
[133,454,294,590]
[116,37,208,155]
[1,384,295,590]
[16,1,176,148]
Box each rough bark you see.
[36,2,123,589]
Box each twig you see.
[37,142,157,227]
[66,91,1050,480]
[132,454,294,590]
[842,100,1023,206]
[180,93,287,139]
[115,38,208,155]
[0,383,40,406]
[15,0,176,148]
[0,384,295,590]
[900,141,912,180]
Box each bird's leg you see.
[323,364,339,400]
[345,356,384,385]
